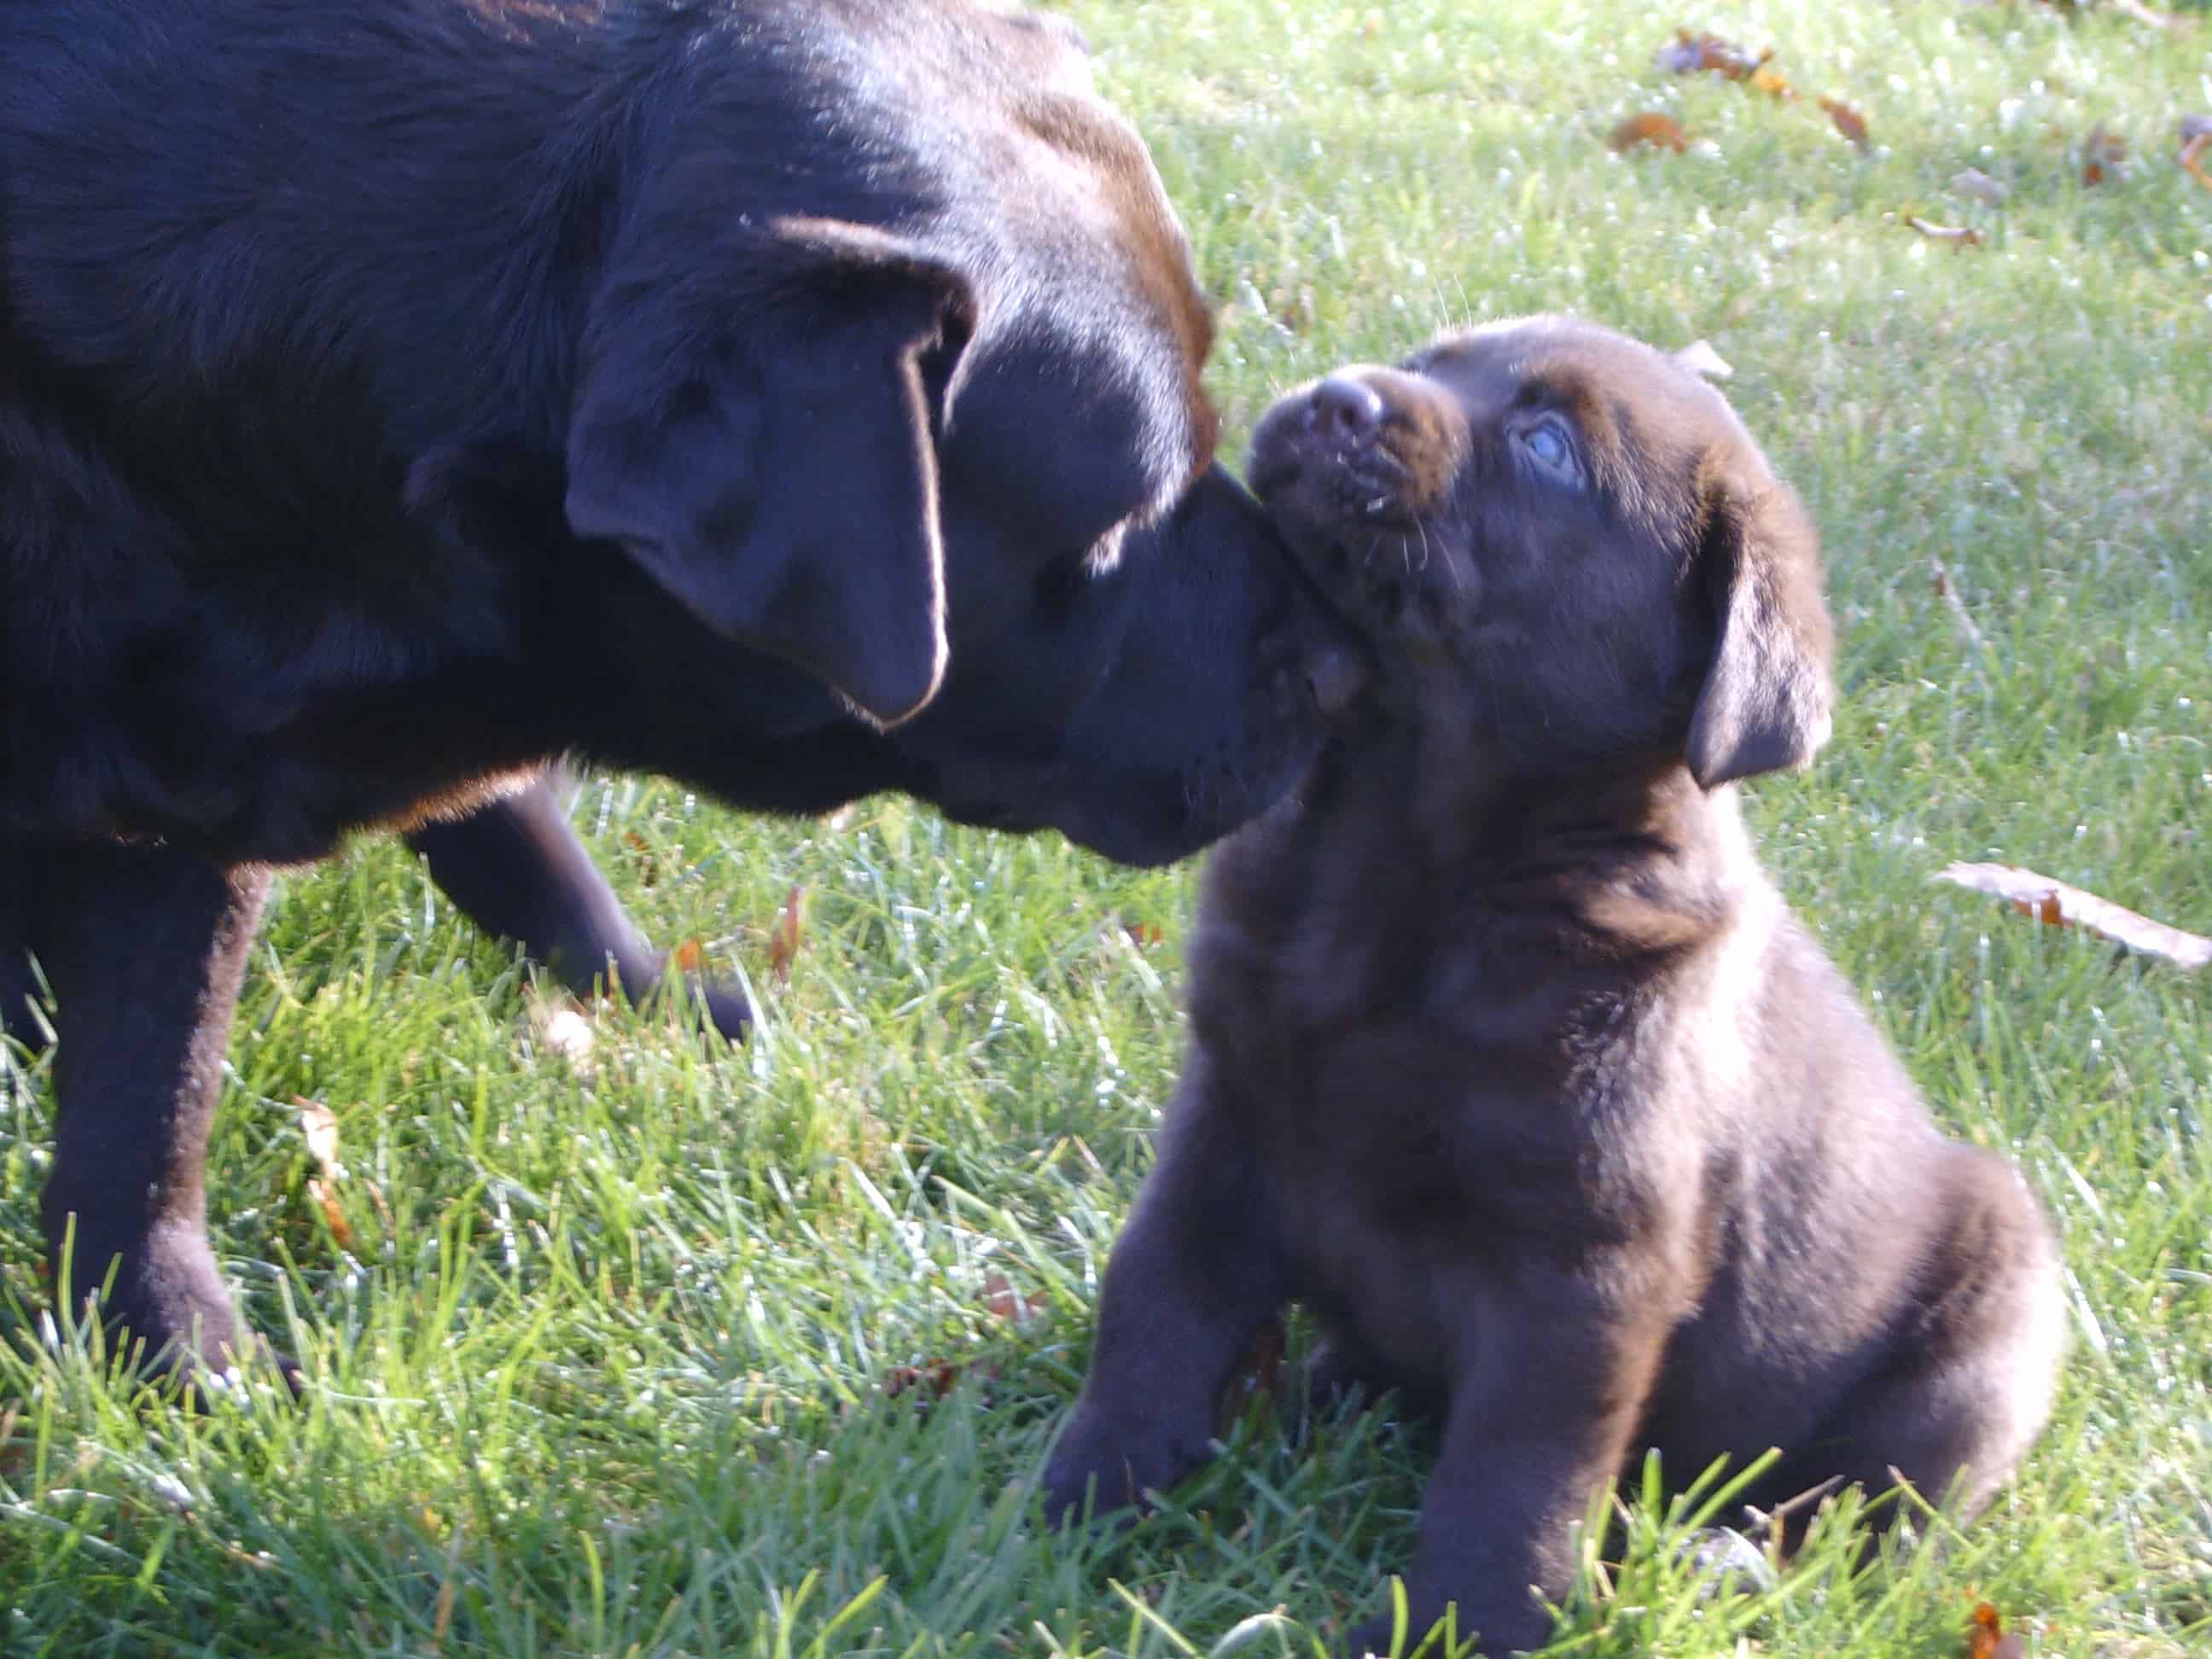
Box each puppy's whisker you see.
[1434,526,1464,597]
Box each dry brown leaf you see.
[1656,31,1791,96]
[1908,215,1983,248]
[1966,1601,1999,1659]
[1936,864,2212,970]
[1949,167,2010,206]
[294,1097,341,1180]
[1820,96,1871,148]
[306,1176,354,1251]
[1611,112,1690,154]
[883,1359,966,1400]
[364,1178,397,1233]
[433,1571,458,1650]
[2081,122,2129,185]
[2180,129,2212,191]
[670,938,706,975]
[981,1272,1047,1324]
[1656,31,1764,79]
[767,884,807,982]
[1966,1601,2027,1659]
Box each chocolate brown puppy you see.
[1043,318,2065,1655]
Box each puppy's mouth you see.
[1251,443,1422,536]
[1249,370,1470,643]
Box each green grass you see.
[5,1,2211,1652]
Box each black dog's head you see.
[1249,316,1831,791]
[537,1,1359,864]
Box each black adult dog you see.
[1044,320,2064,1655]
[0,0,1359,1382]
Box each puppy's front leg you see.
[1350,1266,1674,1657]
[34,840,275,1385]
[1043,1059,1290,1522]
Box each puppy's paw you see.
[1345,1593,1541,1659]
[1342,1613,1470,1659]
[1681,1526,1777,1598]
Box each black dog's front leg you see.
[1044,1059,1292,1522]
[33,838,272,1382]
[0,837,43,1045]
[405,777,750,1039]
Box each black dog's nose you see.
[1310,374,1384,439]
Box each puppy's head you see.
[1249,317,1831,789]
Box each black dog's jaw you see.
[1045,320,2064,1656]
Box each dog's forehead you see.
[826,0,1218,498]
[975,4,1095,79]
[1412,319,1738,445]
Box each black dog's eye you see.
[1514,416,1581,485]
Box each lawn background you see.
[3,2,2209,1653]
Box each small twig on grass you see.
[1950,166,2010,206]
[1907,215,1982,248]
[1936,863,2212,970]
[1930,557,1987,653]
[2105,0,2175,32]
[2180,121,2212,190]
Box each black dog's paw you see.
[54,1225,302,1406]
[167,1340,305,1411]
[674,968,752,1043]
[1040,1406,1214,1528]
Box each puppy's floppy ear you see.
[565,217,971,728]
[1685,471,1835,789]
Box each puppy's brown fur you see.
[1044,318,2064,1655]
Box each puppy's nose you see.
[1310,374,1384,439]
[1305,640,1368,716]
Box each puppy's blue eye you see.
[1518,417,1576,479]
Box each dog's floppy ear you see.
[1685,471,1835,789]
[565,218,971,728]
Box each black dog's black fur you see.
[1044,320,2064,1655]
[1,0,1358,1378]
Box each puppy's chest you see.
[1193,902,1597,1253]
